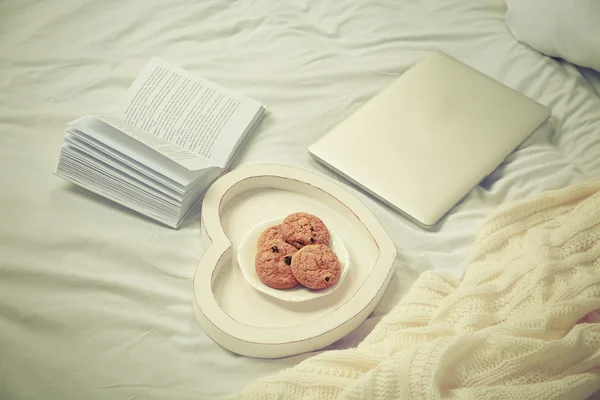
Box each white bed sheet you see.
[1,0,600,398]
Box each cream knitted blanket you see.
[225,179,600,400]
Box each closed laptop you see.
[309,51,550,227]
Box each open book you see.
[56,58,265,228]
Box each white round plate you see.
[236,217,351,302]
[193,164,397,358]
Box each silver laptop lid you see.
[309,51,550,227]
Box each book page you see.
[63,133,181,200]
[117,58,264,168]
[68,116,206,187]
[96,114,211,171]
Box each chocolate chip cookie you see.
[281,212,330,249]
[255,239,299,289]
[290,244,340,290]
[257,225,284,250]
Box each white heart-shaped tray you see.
[193,165,396,358]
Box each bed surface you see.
[2,0,600,398]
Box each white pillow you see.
[505,0,600,72]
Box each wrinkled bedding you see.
[1,0,600,399]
